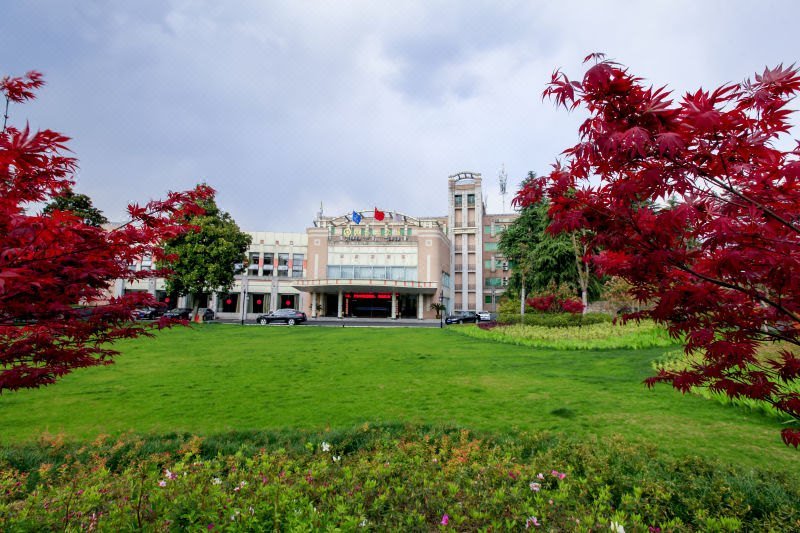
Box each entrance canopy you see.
[292,278,438,295]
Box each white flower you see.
[212,477,222,485]
[321,441,331,452]
[529,482,541,492]
[333,455,341,462]
[610,521,625,533]
[359,519,368,527]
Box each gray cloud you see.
[3,0,798,231]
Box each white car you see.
[477,311,493,321]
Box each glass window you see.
[248,253,260,275]
[372,266,386,279]
[327,265,340,278]
[277,253,289,276]
[454,195,463,207]
[262,253,274,276]
[220,294,238,313]
[484,242,499,251]
[485,295,493,304]
[250,293,266,313]
[341,265,354,278]
[140,254,152,270]
[467,194,475,206]
[292,254,304,277]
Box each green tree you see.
[42,189,108,227]
[500,200,577,294]
[500,178,602,309]
[161,193,251,317]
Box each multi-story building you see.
[115,171,516,320]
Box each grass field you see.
[1,324,797,470]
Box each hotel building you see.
[118,171,517,320]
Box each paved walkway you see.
[217,317,446,328]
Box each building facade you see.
[115,171,516,320]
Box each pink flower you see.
[537,473,544,480]
[158,480,167,487]
[526,516,541,528]
[529,482,541,492]
[441,514,449,525]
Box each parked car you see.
[256,308,307,326]
[445,310,480,325]
[163,308,192,320]
[162,308,215,321]
[133,306,164,320]
[477,311,494,322]
[197,308,215,321]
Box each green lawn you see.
[1,325,796,470]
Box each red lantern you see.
[226,298,232,305]
[285,299,291,306]
[256,299,262,305]
[164,297,170,303]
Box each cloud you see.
[2,0,799,230]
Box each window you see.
[277,253,289,276]
[140,254,152,270]
[248,253,260,275]
[250,293,266,313]
[484,242,499,251]
[454,195,463,207]
[292,254,304,278]
[467,194,475,206]
[220,294,239,313]
[485,295,493,304]
[327,265,416,281]
[262,253,274,276]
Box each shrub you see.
[498,312,611,328]
[1,426,797,531]
[455,320,674,350]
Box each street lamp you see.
[439,292,444,329]
[240,259,249,326]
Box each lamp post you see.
[240,259,249,326]
[439,292,444,329]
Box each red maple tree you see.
[515,55,800,447]
[0,72,213,392]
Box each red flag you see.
[374,207,385,221]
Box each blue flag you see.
[352,210,362,224]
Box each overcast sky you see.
[3,1,799,231]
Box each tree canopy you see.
[161,195,251,307]
[517,55,800,446]
[43,189,108,227]
[0,71,212,391]
[500,189,600,302]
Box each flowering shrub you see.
[1,426,798,531]
[527,295,584,314]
